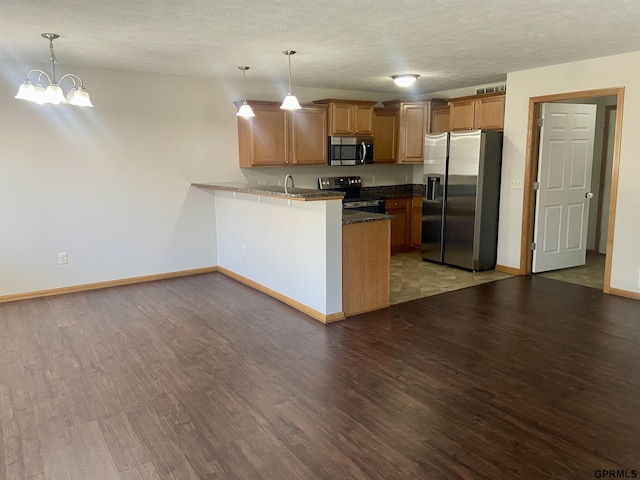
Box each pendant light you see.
[280,50,301,110]
[236,66,255,117]
[391,74,420,88]
[15,33,93,107]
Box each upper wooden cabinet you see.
[448,91,505,131]
[372,108,397,163]
[237,101,328,167]
[430,105,451,134]
[290,107,329,165]
[382,99,446,163]
[313,99,376,136]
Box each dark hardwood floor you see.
[0,273,639,479]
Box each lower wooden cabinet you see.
[411,196,423,248]
[342,220,391,316]
[385,197,412,253]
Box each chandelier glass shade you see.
[280,50,301,110]
[15,33,93,107]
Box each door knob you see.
[585,192,594,199]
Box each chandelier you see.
[15,33,93,107]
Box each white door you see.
[532,103,597,273]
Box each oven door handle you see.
[344,200,380,209]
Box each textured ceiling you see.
[2,0,640,94]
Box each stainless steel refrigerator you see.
[421,130,503,271]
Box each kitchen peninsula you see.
[192,182,391,322]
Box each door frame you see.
[519,87,624,294]
[594,105,617,254]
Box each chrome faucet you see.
[284,174,295,194]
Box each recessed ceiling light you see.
[391,74,419,88]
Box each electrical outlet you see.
[510,180,523,189]
[241,246,246,257]
[258,179,268,185]
[58,252,68,265]
[372,175,375,185]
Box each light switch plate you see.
[510,180,523,189]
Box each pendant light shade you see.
[236,66,255,118]
[392,74,420,87]
[281,94,301,110]
[15,33,93,107]
[236,102,255,117]
[280,50,301,110]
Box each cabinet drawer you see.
[385,197,409,209]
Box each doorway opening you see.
[519,88,624,293]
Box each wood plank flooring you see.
[1,273,639,479]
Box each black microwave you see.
[328,136,374,166]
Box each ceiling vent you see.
[476,84,506,95]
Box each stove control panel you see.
[318,176,362,189]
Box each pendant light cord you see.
[242,68,248,101]
[287,53,292,93]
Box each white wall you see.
[0,67,221,296]
[214,191,343,316]
[498,51,640,293]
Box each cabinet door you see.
[329,103,353,135]
[431,106,450,133]
[291,107,328,165]
[475,95,505,130]
[372,108,396,163]
[353,105,374,135]
[398,104,427,163]
[386,197,411,252]
[411,196,423,248]
[238,105,288,167]
[449,100,475,131]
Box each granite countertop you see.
[191,182,344,201]
[342,210,393,225]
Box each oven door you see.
[343,199,385,213]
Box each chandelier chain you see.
[49,38,58,83]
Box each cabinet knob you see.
[395,202,398,206]
[355,130,359,133]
